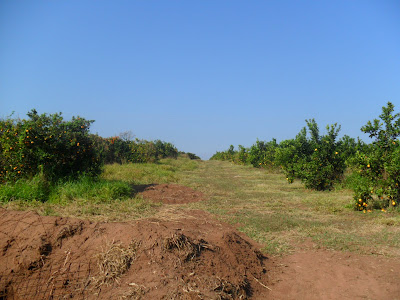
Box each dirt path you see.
[265,248,400,300]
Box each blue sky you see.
[1,1,399,159]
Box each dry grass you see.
[163,233,212,262]
[178,160,400,256]
[92,240,140,288]
[2,194,161,222]
[119,284,147,300]
[213,277,249,299]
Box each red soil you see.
[267,248,400,300]
[0,209,268,299]
[139,183,205,204]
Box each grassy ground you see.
[179,160,400,256]
[0,158,197,221]
[1,158,400,256]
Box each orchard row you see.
[0,109,189,184]
[211,102,400,211]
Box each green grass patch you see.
[48,176,132,204]
[0,157,199,221]
[0,176,50,202]
[0,176,133,204]
[101,158,199,184]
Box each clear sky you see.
[1,1,399,159]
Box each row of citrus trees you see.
[0,109,182,185]
[211,102,400,211]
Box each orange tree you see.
[91,135,179,165]
[275,119,346,190]
[236,145,248,165]
[353,102,400,210]
[210,145,236,162]
[0,109,101,183]
[130,139,158,163]
[275,127,311,184]
[153,140,178,159]
[91,135,133,164]
[247,139,279,168]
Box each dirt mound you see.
[0,209,269,299]
[139,184,205,204]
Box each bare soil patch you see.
[0,208,268,299]
[265,247,400,300]
[139,183,205,204]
